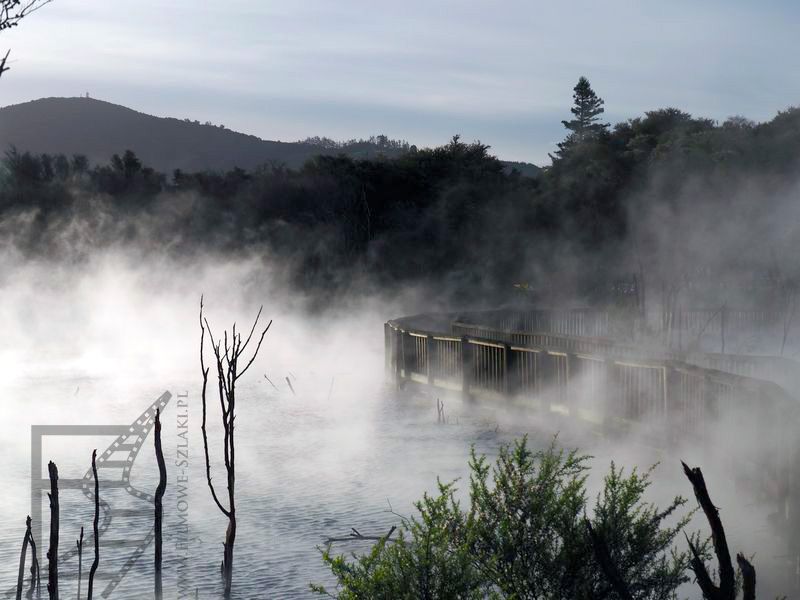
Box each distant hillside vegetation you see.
[0,97,540,175]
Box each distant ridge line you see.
[0,96,540,176]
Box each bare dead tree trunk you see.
[76,526,83,600]
[16,517,32,600]
[87,450,99,600]
[46,462,58,600]
[154,408,167,600]
[585,520,633,600]
[200,297,271,598]
[681,461,739,600]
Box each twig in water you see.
[16,517,32,600]
[286,377,296,396]
[385,499,410,527]
[27,521,40,597]
[324,526,397,545]
[263,374,279,392]
[154,409,167,600]
[87,451,99,600]
[76,526,83,600]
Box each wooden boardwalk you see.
[385,308,800,540]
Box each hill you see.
[0,97,540,175]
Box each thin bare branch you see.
[16,517,31,600]
[238,306,263,354]
[237,318,271,380]
[200,299,231,518]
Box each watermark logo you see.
[174,391,191,599]
[20,392,172,599]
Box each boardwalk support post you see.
[461,337,472,399]
[504,344,519,397]
[393,328,402,384]
[426,335,435,385]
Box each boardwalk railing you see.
[451,318,800,395]
[387,320,795,437]
[386,311,799,520]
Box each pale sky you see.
[1,0,799,164]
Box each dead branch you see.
[681,461,736,600]
[1,0,54,29]
[0,0,53,80]
[264,374,279,391]
[87,450,99,600]
[585,519,633,600]
[46,461,58,600]
[0,48,9,78]
[154,409,167,600]
[76,526,83,600]
[200,298,230,518]
[16,517,31,600]
[324,526,397,545]
[200,296,271,598]
[385,499,410,526]
[685,532,718,600]
[737,553,756,600]
[27,521,39,598]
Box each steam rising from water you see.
[0,226,796,597]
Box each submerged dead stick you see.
[16,517,32,600]
[154,409,167,600]
[46,462,58,600]
[76,526,83,600]
[324,525,397,545]
[87,450,99,600]
[264,374,279,391]
[28,524,40,597]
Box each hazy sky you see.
[1,0,799,164]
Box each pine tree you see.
[557,76,608,155]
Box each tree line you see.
[2,79,800,307]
